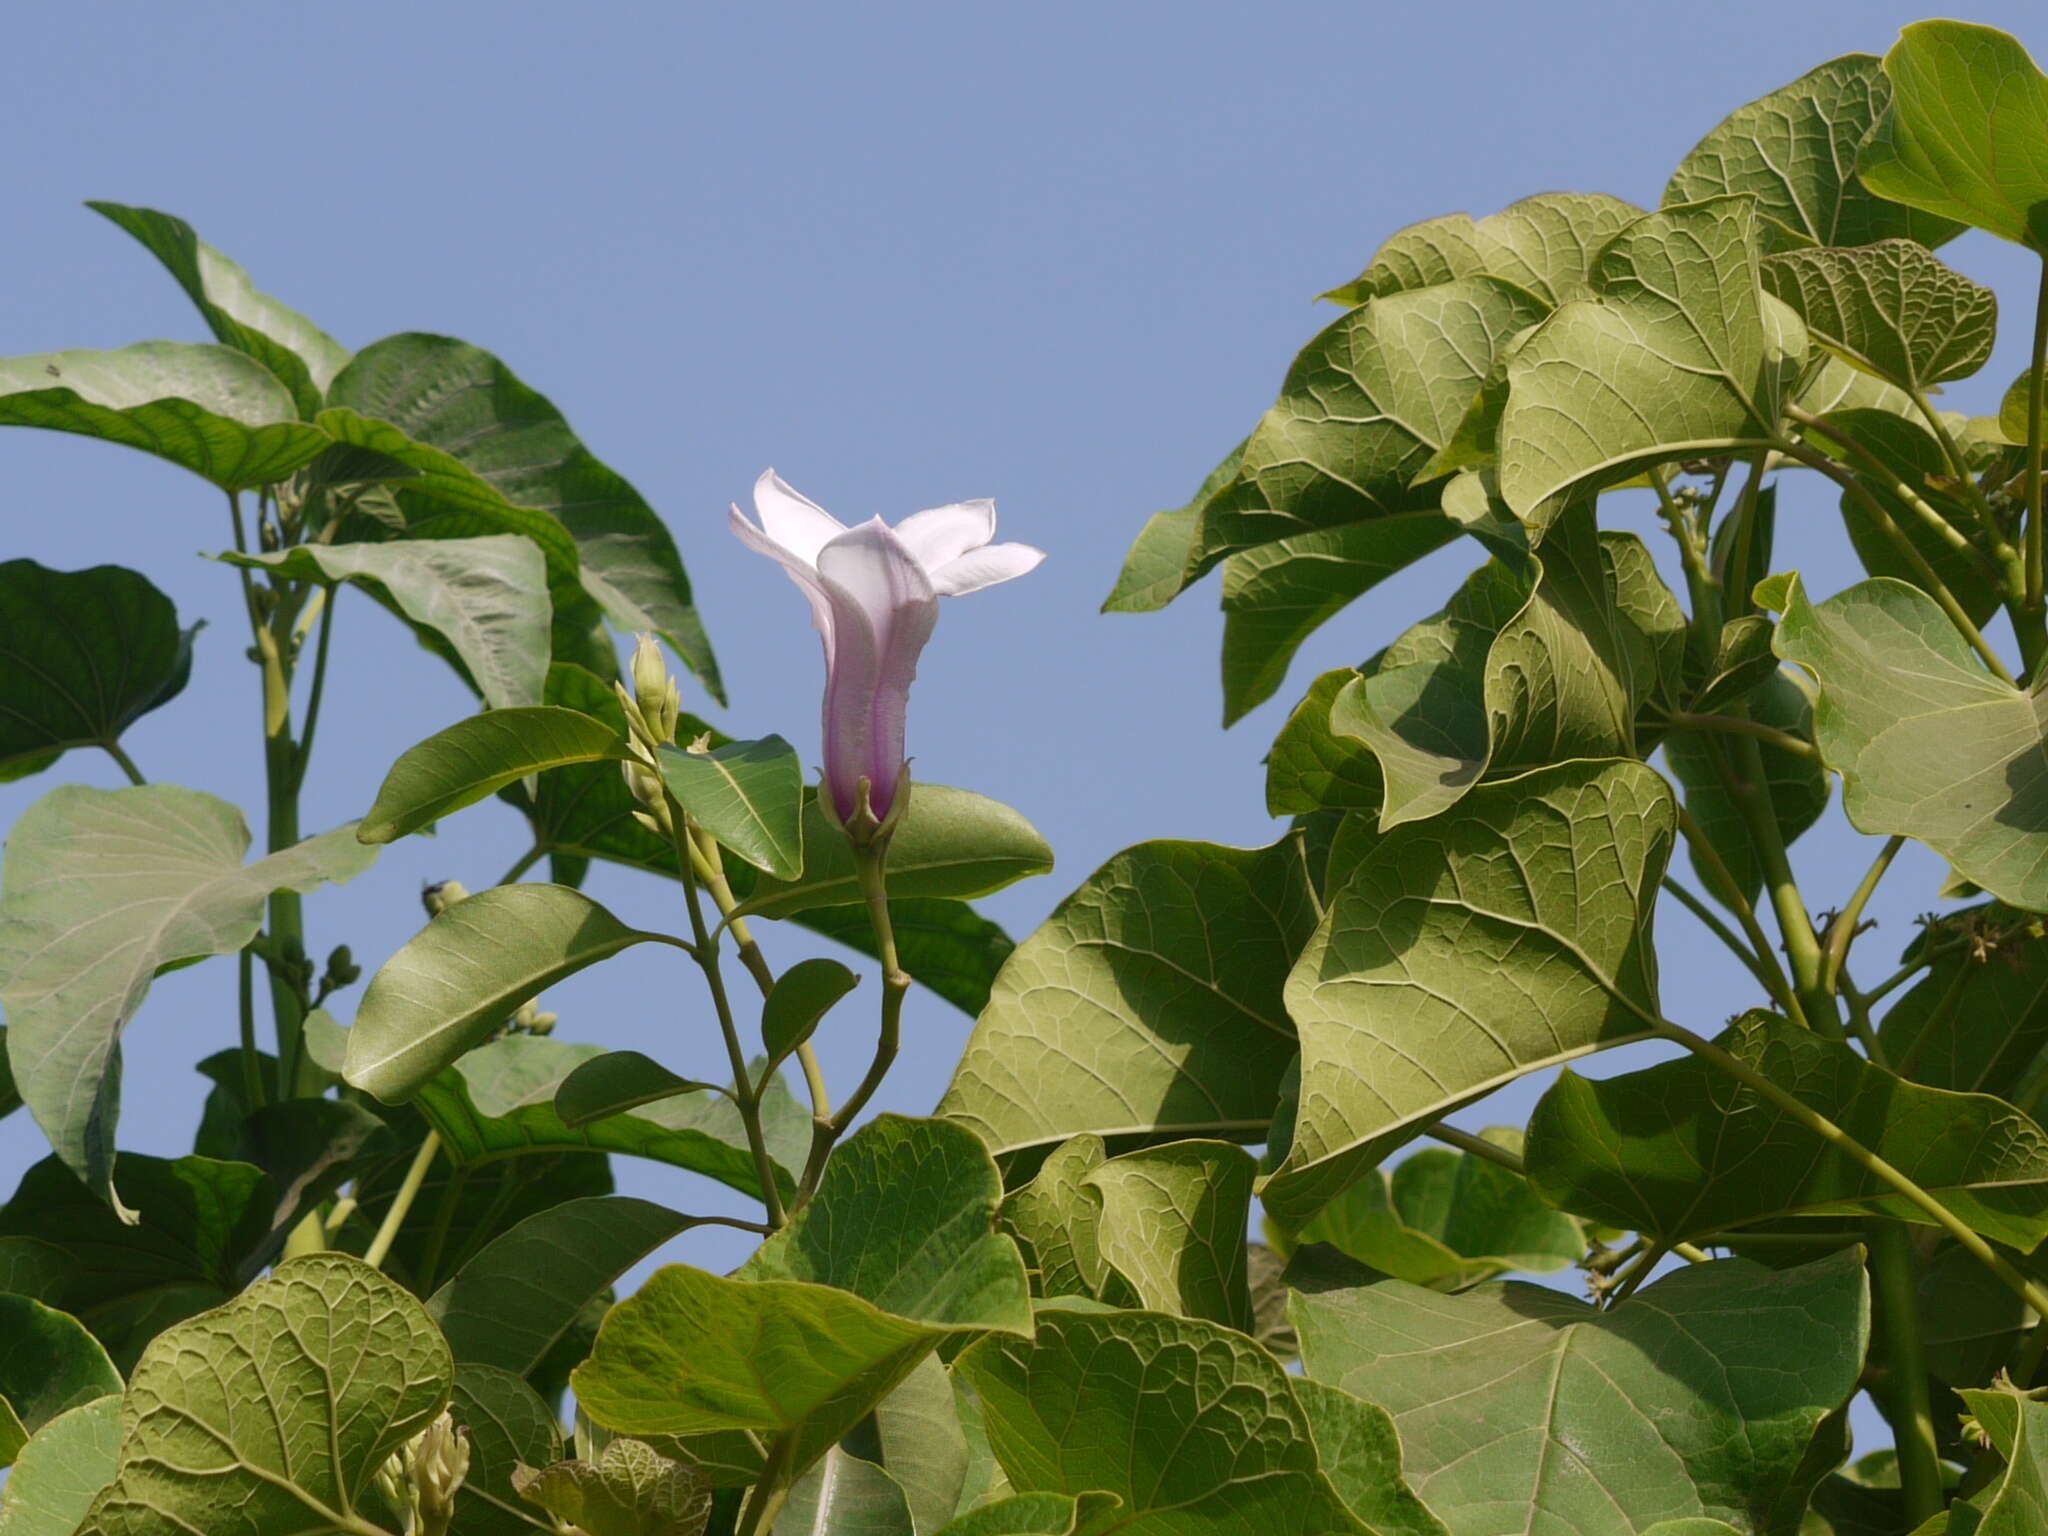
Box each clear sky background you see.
[5,0,2046,1452]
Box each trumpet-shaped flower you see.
[730,470,1044,825]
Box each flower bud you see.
[630,634,682,744]
[410,1411,470,1536]
[322,944,361,991]
[423,880,470,918]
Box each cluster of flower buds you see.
[407,1412,471,1536]
[320,943,361,994]
[510,999,558,1036]
[617,635,682,839]
[422,880,470,919]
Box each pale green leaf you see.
[1526,1009,2048,1248]
[1291,1380,1448,1536]
[958,1308,1371,1535]
[82,1253,451,1536]
[1665,54,1963,249]
[1324,193,1643,306]
[871,1357,969,1536]
[0,343,328,489]
[345,884,678,1101]
[931,1492,1122,1536]
[1774,573,2048,909]
[1763,240,1996,389]
[940,833,1316,1159]
[1265,667,1383,817]
[0,560,196,782]
[1293,1250,1868,1535]
[360,706,632,843]
[0,1395,122,1536]
[1953,1389,2048,1531]
[0,786,374,1206]
[1500,197,1802,518]
[998,1136,1128,1307]
[88,201,351,416]
[1860,21,2048,250]
[227,534,551,711]
[741,1115,1033,1335]
[777,1449,916,1535]
[736,785,1051,917]
[327,332,723,700]
[1083,1140,1254,1330]
[514,1436,712,1536]
[1102,441,1244,614]
[658,736,804,879]
[429,1195,699,1376]
[1266,758,1671,1228]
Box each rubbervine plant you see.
[7,16,2048,1536]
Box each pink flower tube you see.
[730,470,1044,824]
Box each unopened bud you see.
[423,880,471,918]
[630,635,682,745]
[410,1411,469,1536]
[322,944,361,990]
[623,758,668,813]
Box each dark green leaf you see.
[940,833,1316,1161]
[0,786,373,1206]
[658,736,804,879]
[361,706,632,843]
[0,343,328,489]
[451,1363,567,1536]
[87,201,350,417]
[761,957,860,1072]
[556,1051,721,1128]
[345,884,679,1102]
[0,1394,122,1536]
[0,1294,120,1462]
[779,899,1012,1018]
[1526,1009,2048,1248]
[931,1492,1121,1536]
[1878,903,2048,1098]
[1291,1380,1448,1536]
[0,561,196,782]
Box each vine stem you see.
[1791,406,2003,583]
[800,845,905,1200]
[736,1434,797,1536]
[363,1131,441,1271]
[1671,804,1801,1022]
[1660,879,1780,1000]
[1820,835,1904,991]
[290,585,338,793]
[1868,1219,1945,1526]
[2027,254,2048,610]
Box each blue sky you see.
[3,0,2043,1436]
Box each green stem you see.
[1780,435,2018,686]
[101,739,148,785]
[669,806,786,1229]
[1713,736,1838,1038]
[1662,711,1821,761]
[1420,1122,1523,1172]
[364,1131,440,1271]
[290,584,337,793]
[1911,386,2021,566]
[736,1434,798,1536]
[1721,454,1768,618]
[1836,975,1891,1068]
[1820,835,1905,991]
[497,844,546,885]
[1793,406,2003,583]
[1868,1220,1945,1527]
[238,948,268,1108]
[1608,1240,1670,1304]
[1671,804,1802,1023]
[2027,254,2048,610]
[801,847,906,1199]
[1661,878,1782,1000]
[1652,466,1723,634]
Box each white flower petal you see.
[815,519,939,820]
[928,541,1046,596]
[893,499,997,571]
[753,469,848,567]
[730,503,838,650]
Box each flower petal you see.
[928,541,1046,596]
[815,519,939,820]
[730,503,837,651]
[893,499,997,571]
[753,469,848,567]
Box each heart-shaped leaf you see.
[1082,1141,1255,1331]
[1324,192,1643,306]
[1763,239,1996,390]
[514,1436,712,1536]
[451,1364,566,1536]
[0,1394,122,1536]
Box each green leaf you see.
[1290,1130,1584,1290]
[0,561,197,782]
[1954,1389,2048,1531]
[0,1395,122,1536]
[1293,1250,1869,1535]
[1662,669,1830,905]
[787,899,1013,1018]
[227,534,551,711]
[572,1266,957,1477]
[1499,197,1803,518]
[0,1236,67,1302]
[1324,192,1643,306]
[736,786,1051,918]
[998,1136,1129,1307]
[82,1253,452,1536]
[742,1115,1032,1334]
[1265,758,1671,1228]
[514,1436,712,1536]
[0,1294,120,1464]
[1763,240,1997,390]
[1860,22,2048,251]
[1774,573,2048,909]
[1265,667,1383,817]
[87,201,350,417]
[940,833,1316,1160]
[1878,904,2048,1097]
[327,332,723,700]
[1082,1140,1254,1330]
[762,958,860,1072]
[557,1051,721,1127]
[360,706,632,843]
[429,1195,698,1376]
[658,736,805,879]
[411,1035,804,1204]
[0,343,329,489]
[1665,54,1963,249]
[958,1308,1371,1535]
[777,1450,916,1535]
[870,1357,969,1536]
[1102,440,1243,614]
[932,1492,1121,1536]
[345,884,678,1101]
[451,1364,567,1536]
[1526,1009,2048,1249]
[2002,368,2044,447]
[1291,1380,1448,1536]
[0,786,374,1206]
